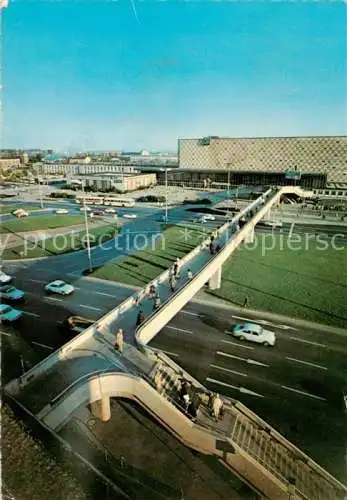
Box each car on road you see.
[90,210,105,216]
[203,214,216,221]
[12,208,29,218]
[123,213,137,219]
[104,208,116,214]
[44,280,74,296]
[55,209,69,215]
[229,323,276,347]
[0,271,12,284]
[258,219,283,228]
[60,315,94,336]
[80,206,91,212]
[0,304,23,323]
[0,285,25,301]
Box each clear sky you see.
[2,1,346,152]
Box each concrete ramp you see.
[41,371,347,500]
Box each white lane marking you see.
[79,304,103,312]
[277,324,297,330]
[232,315,253,322]
[217,351,269,367]
[286,357,327,371]
[232,316,296,331]
[289,336,327,348]
[23,311,40,318]
[206,377,238,390]
[206,378,264,398]
[181,310,200,317]
[161,350,179,358]
[281,385,326,401]
[46,297,63,302]
[28,279,46,284]
[166,326,193,335]
[95,291,115,298]
[221,338,254,350]
[210,364,248,377]
[0,330,11,336]
[32,341,54,350]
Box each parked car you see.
[0,285,25,301]
[55,209,69,215]
[0,271,12,284]
[0,304,23,323]
[104,208,116,214]
[80,206,91,212]
[12,209,29,218]
[228,323,276,347]
[123,213,137,219]
[90,210,105,216]
[44,280,74,296]
[60,315,94,336]
[203,214,216,221]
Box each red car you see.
[91,210,105,216]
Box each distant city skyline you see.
[2,1,346,151]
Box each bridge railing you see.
[5,188,276,393]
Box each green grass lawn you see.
[93,226,346,327]
[2,224,119,260]
[208,235,347,328]
[0,214,86,233]
[92,225,207,286]
[0,204,43,214]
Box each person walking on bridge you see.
[173,258,180,279]
[153,293,161,311]
[169,274,176,293]
[136,309,145,327]
[115,328,124,353]
[187,269,193,281]
[213,394,224,422]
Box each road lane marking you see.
[23,311,40,318]
[0,330,11,336]
[46,297,63,302]
[79,304,103,312]
[206,378,264,398]
[232,316,296,331]
[32,341,54,350]
[95,291,115,298]
[166,326,193,335]
[221,338,254,350]
[289,336,327,348]
[210,364,248,377]
[286,357,327,371]
[161,350,179,358]
[217,351,269,367]
[181,310,200,317]
[232,315,253,322]
[206,377,238,390]
[281,385,326,401]
[28,279,46,284]
[277,324,297,330]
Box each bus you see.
[75,195,135,207]
[103,196,135,207]
[75,195,104,205]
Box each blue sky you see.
[2,1,346,152]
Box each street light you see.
[81,181,93,272]
[160,168,171,224]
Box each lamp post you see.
[38,176,44,209]
[81,181,93,272]
[227,165,231,196]
[160,168,171,224]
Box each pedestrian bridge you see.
[5,185,347,500]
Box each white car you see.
[44,280,74,296]
[262,219,283,228]
[80,206,91,212]
[0,271,12,284]
[104,208,116,214]
[123,213,137,219]
[55,209,69,215]
[12,209,29,218]
[230,323,276,347]
[203,214,216,221]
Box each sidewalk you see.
[85,275,347,337]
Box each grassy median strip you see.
[208,235,347,328]
[2,224,119,259]
[0,214,86,233]
[92,225,207,286]
[0,204,43,214]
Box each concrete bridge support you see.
[244,227,255,244]
[91,395,111,422]
[208,266,222,290]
